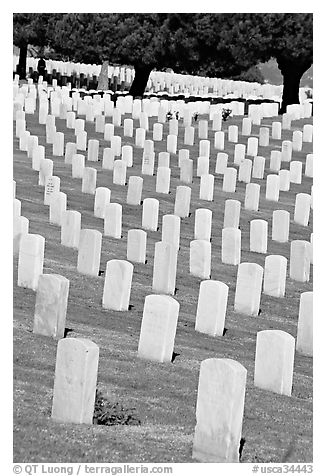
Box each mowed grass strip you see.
[13,104,313,463]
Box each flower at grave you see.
[222,108,233,121]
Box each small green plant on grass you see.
[93,389,141,426]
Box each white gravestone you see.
[250,219,268,253]
[82,167,97,194]
[77,229,102,277]
[184,126,195,146]
[127,229,147,264]
[199,174,214,201]
[76,131,87,151]
[224,200,241,229]
[234,144,246,165]
[272,210,290,243]
[254,330,295,396]
[94,187,111,219]
[33,274,69,339]
[142,198,159,231]
[137,295,179,363]
[156,167,171,194]
[222,228,241,265]
[294,193,311,226]
[72,154,85,179]
[113,160,127,186]
[199,140,210,158]
[61,210,81,249]
[65,142,77,165]
[296,292,313,357]
[141,151,155,176]
[222,168,237,193]
[121,145,133,167]
[167,134,177,154]
[228,125,238,143]
[214,131,225,150]
[292,130,303,152]
[215,152,228,174]
[247,137,258,157]
[195,280,228,337]
[265,174,280,201]
[241,117,252,136]
[259,127,269,147]
[270,150,282,172]
[32,145,45,171]
[51,338,99,424]
[192,358,247,463]
[174,186,191,218]
[303,124,313,143]
[158,152,170,168]
[102,260,133,311]
[234,263,263,316]
[281,140,292,162]
[104,203,122,239]
[180,157,193,184]
[152,242,178,295]
[272,122,282,140]
[13,215,29,255]
[278,169,290,192]
[127,176,143,205]
[282,113,292,130]
[244,183,260,211]
[190,240,211,279]
[238,159,252,183]
[198,120,208,139]
[153,123,163,141]
[263,255,287,298]
[44,176,60,206]
[18,234,45,291]
[102,148,115,170]
[52,132,64,156]
[252,156,265,179]
[290,240,310,282]
[194,209,212,242]
[104,123,114,141]
[305,154,313,177]
[124,118,133,137]
[39,158,53,186]
[135,128,146,147]
[162,215,181,250]
[87,139,99,162]
[49,191,67,226]
[111,136,122,157]
[197,156,209,177]
[290,161,302,184]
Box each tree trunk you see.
[278,59,311,114]
[17,42,28,80]
[97,61,109,90]
[129,65,152,98]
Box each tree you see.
[34,13,312,110]
[13,13,56,79]
[195,13,312,113]
[48,13,200,96]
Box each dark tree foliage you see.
[13,13,56,79]
[14,13,312,110]
[197,13,312,112]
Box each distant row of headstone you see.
[13,78,312,462]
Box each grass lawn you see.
[13,102,313,463]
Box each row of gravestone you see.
[13,89,313,463]
[36,283,311,462]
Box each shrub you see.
[93,389,141,426]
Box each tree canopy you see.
[13,13,313,110]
